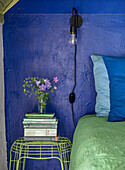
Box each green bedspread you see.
[69,115,125,170]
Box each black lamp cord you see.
[69,43,77,128]
[71,103,76,128]
[69,7,83,128]
[72,44,77,92]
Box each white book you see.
[24,128,57,137]
[23,121,58,125]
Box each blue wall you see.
[7,0,125,14]
[3,0,125,169]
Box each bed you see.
[69,54,125,170]
[69,114,125,170]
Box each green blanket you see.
[69,115,125,170]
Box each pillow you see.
[90,55,110,117]
[102,55,125,122]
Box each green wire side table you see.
[9,136,72,170]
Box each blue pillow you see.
[102,56,125,122]
[90,55,110,117]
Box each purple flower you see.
[35,80,40,86]
[39,84,46,91]
[45,81,52,89]
[44,78,49,82]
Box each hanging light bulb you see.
[69,34,77,45]
[69,8,83,45]
[69,25,77,45]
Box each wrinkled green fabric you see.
[69,115,125,170]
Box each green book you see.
[25,112,55,117]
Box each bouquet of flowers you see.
[23,77,58,113]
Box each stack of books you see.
[23,112,58,141]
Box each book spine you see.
[23,118,57,122]
[24,124,57,128]
[25,113,55,117]
[24,128,57,137]
[23,121,58,125]
[26,116,54,119]
[24,136,58,141]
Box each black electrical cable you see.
[72,44,77,93]
[70,43,77,128]
[71,103,76,128]
[69,8,83,129]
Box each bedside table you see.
[9,136,72,170]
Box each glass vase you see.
[38,99,46,114]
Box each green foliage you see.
[23,77,58,109]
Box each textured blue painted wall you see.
[3,13,125,170]
[7,0,125,14]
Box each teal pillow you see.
[90,55,110,117]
